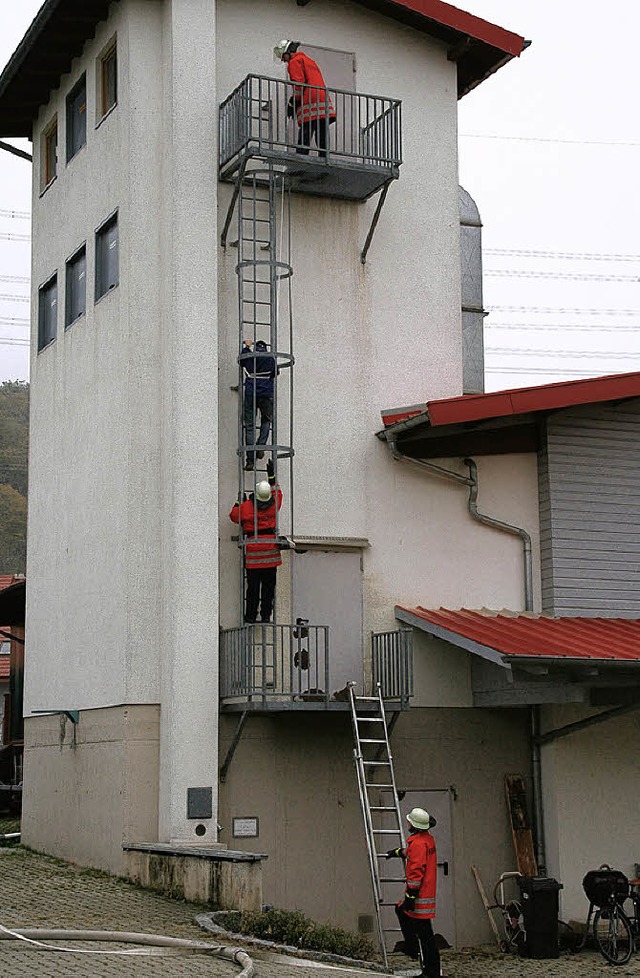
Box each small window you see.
[95,212,119,301]
[41,118,58,190]
[65,245,86,327]
[66,73,87,162]
[99,41,117,119]
[38,274,58,351]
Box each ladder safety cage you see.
[348,682,406,970]
[235,165,295,624]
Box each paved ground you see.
[0,842,638,977]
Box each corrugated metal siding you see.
[538,401,640,617]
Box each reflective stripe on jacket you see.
[229,488,283,569]
[286,51,335,125]
[404,830,437,919]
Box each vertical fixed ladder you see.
[234,164,295,624]
[348,682,406,970]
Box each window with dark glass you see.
[66,74,87,162]
[95,212,119,301]
[38,274,58,351]
[100,43,117,118]
[65,245,86,327]
[41,118,58,189]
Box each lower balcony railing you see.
[220,623,413,709]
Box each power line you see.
[485,248,640,263]
[486,269,640,283]
[485,322,640,332]
[490,306,640,316]
[461,133,640,147]
[485,365,633,377]
[487,347,640,360]
[0,209,30,220]
[0,232,30,242]
[0,275,29,285]
[0,317,29,326]
[0,338,29,347]
[0,294,29,302]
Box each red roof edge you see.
[381,404,427,428]
[389,0,526,57]
[381,371,640,431]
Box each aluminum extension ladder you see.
[348,682,406,969]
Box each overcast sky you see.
[0,0,639,389]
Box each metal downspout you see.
[531,705,546,873]
[462,458,543,868]
[463,458,533,613]
[387,432,472,487]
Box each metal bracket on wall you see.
[32,709,79,724]
[360,180,392,264]
[221,157,249,249]
[219,711,249,783]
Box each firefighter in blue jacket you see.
[241,339,276,470]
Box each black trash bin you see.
[517,875,563,959]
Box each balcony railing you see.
[220,623,413,710]
[372,628,413,707]
[219,74,402,201]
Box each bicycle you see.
[580,867,636,965]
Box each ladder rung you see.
[379,876,406,883]
[365,783,393,788]
[355,696,381,702]
[369,806,398,812]
[359,738,385,744]
[372,828,401,834]
[362,760,390,766]
[357,717,385,722]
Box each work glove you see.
[287,96,295,119]
[386,847,404,860]
[267,458,276,486]
[401,888,419,912]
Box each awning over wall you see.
[378,371,640,458]
[396,606,640,706]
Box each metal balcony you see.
[219,74,402,202]
[219,623,412,712]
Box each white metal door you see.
[379,788,456,947]
[292,549,363,696]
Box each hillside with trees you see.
[0,381,28,574]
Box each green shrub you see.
[238,907,377,961]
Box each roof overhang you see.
[396,606,640,707]
[379,371,640,459]
[0,0,527,139]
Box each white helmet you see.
[273,38,292,61]
[406,807,437,831]
[255,480,272,502]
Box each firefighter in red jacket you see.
[230,460,283,623]
[387,807,440,978]
[274,39,335,156]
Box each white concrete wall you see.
[216,0,541,631]
[26,0,219,850]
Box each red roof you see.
[0,575,19,592]
[371,0,525,55]
[395,606,640,662]
[0,656,9,680]
[381,371,640,430]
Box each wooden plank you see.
[471,864,501,946]
[505,774,537,877]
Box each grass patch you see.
[238,907,377,961]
